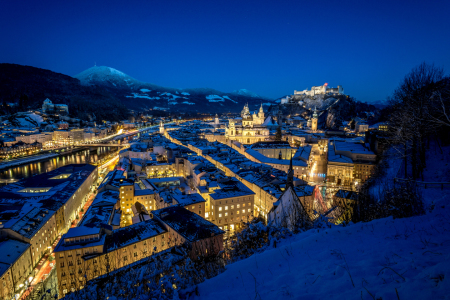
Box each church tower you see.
[258,104,265,124]
[228,119,235,137]
[311,107,318,131]
[215,114,219,125]
[159,121,164,134]
[287,156,294,188]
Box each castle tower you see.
[159,121,164,134]
[215,114,219,125]
[311,107,318,131]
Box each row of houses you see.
[0,164,98,299]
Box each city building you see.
[225,104,270,144]
[0,164,97,297]
[311,107,318,131]
[0,141,42,159]
[15,132,53,148]
[52,130,73,146]
[151,205,225,259]
[42,99,69,115]
[54,218,168,298]
[172,193,206,218]
[294,83,344,97]
[327,140,376,186]
[206,178,255,231]
[0,240,33,300]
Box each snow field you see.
[196,200,450,300]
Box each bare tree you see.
[389,62,446,180]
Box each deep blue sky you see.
[1,0,449,102]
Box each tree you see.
[275,126,282,141]
[389,62,446,180]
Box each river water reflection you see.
[0,146,117,183]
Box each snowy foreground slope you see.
[195,193,450,300]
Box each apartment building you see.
[172,193,206,218]
[55,201,223,298]
[0,164,98,297]
[327,140,376,186]
[207,179,255,232]
[54,219,167,298]
[0,240,32,300]
[152,205,225,259]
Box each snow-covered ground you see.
[222,96,237,103]
[206,94,238,103]
[126,93,160,100]
[422,142,450,182]
[195,144,450,300]
[195,193,450,299]
[9,113,45,127]
[206,95,225,102]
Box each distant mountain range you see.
[73,66,275,113]
[0,64,276,121]
[0,63,129,121]
[232,89,271,100]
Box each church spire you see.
[287,154,294,188]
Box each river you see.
[0,124,163,185]
[0,146,119,184]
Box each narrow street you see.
[308,144,328,183]
[18,154,119,300]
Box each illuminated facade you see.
[225,104,270,145]
[311,107,318,131]
[294,83,344,97]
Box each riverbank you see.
[0,124,165,173]
[0,153,60,170]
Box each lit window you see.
[219,214,222,218]
[219,207,222,211]
[225,206,228,210]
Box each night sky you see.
[1,0,449,102]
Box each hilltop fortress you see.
[281,83,344,104]
[294,83,344,97]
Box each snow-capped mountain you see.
[0,63,129,121]
[75,66,156,90]
[73,66,276,113]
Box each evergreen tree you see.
[275,125,282,141]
